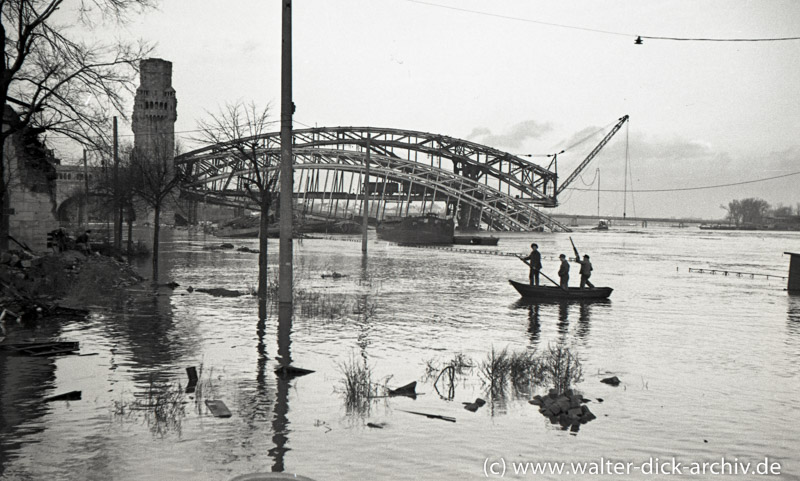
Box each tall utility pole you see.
[113,116,121,248]
[278,0,294,305]
[362,137,370,253]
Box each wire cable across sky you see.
[406,0,800,42]
[568,169,800,193]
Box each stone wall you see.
[5,134,59,252]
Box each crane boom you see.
[556,115,629,196]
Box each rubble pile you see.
[529,388,597,432]
[1,249,143,319]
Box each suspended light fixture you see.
[634,36,643,45]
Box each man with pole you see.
[521,243,542,285]
[570,237,595,289]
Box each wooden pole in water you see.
[279,0,294,304]
[785,252,800,292]
[362,137,370,253]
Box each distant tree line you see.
[721,198,799,226]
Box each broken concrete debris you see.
[530,389,597,431]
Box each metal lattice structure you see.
[174,127,571,232]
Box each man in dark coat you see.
[558,254,570,289]
[521,243,543,285]
[576,254,594,289]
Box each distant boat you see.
[593,219,609,230]
[453,235,499,246]
[296,218,362,234]
[698,224,759,231]
[377,214,454,244]
[508,280,613,300]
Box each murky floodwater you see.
[2,226,800,480]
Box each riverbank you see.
[0,248,143,324]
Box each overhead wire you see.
[405,0,800,42]
[567,169,800,193]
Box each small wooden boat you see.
[508,280,613,300]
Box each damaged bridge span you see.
[175,126,595,232]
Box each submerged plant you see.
[338,353,379,415]
[508,349,541,394]
[539,343,583,395]
[112,376,187,437]
[476,344,582,399]
[479,347,511,398]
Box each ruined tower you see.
[132,58,177,160]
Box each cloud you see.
[467,120,553,149]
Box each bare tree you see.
[739,198,770,225]
[128,133,180,282]
[195,101,277,310]
[1,0,155,251]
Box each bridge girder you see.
[175,127,570,232]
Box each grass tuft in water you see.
[338,353,379,415]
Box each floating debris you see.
[321,272,346,279]
[463,398,486,412]
[186,366,198,394]
[191,287,245,297]
[600,376,621,386]
[397,409,456,423]
[275,365,315,379]
[44,390,82,402]
[205,400,232,418]
[388,381,417,397]
[3,341,79,357]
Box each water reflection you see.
[787,294,800,340]
[514,298,610,346]
[269,303,293,473]
[110,287,184,385]
[526,303,541,345]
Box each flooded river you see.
[2,226,799,480]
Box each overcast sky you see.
[87,0,800,219]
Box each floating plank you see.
[44,391,82,402]
[186,366,198,393]
[4,341,79,356]
[274,365,314,378]
[205,399,232,418]
[397,409,456,423]
[388,381,417,397]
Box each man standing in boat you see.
[558,254,570,289]
[521,243,543,285]
[575,254,595,289]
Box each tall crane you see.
[555,115,629,196]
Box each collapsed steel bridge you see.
[174,124,625,232]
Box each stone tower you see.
[132,58,177,159]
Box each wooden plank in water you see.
[44,391,82,402]
[205,399,232,418]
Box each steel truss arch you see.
[176,126,570,232]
